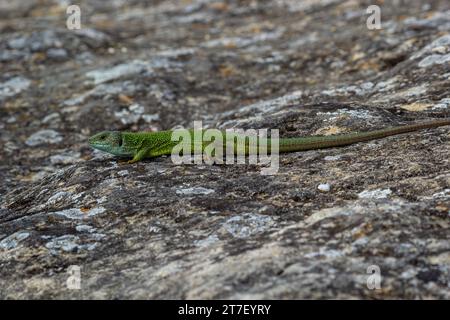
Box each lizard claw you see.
[117,159,131,165]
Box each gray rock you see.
[49,151,82,165]
[0,231,30,250]
[25,130,63,146]
[1,0,450,300]
[46,48,68,61]
[418,53,450,68]
[175,187,215,195]
[86,60,153,85]
[74,28,111,48]
[7,37,27,50]
[0,76,31,101]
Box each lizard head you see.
[89,131,129,156]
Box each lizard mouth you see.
[88,136,109,150]
[89,141,109,151]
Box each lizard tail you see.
[277,118,450,153]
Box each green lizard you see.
[89,119,450,163]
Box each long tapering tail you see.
[277,119,450,153]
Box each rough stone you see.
[0,0,449,299]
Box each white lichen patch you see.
[213,90,304,128]
[321,82,374,96]
[117,170,129,177]
[393,84,428,98]
[399,268,418,279]
[0,231,30,250]
[45,235,99,253]
[85,57,178,85]
[419,189,450,201]
[52,207,106,220]
[431,98,450,110]
[222,90,303,117]
[153,47,196,58]
[404,11,450,32]
[373,76,401,92]
[63,81,137,106]
[418,53,450,68]
[25,130,63,146]
[42,112,61,124]
[324,155,342,161]
[304,248,344,259]
[114,104,143,125]
[50,151,82,165]
[0,76,31,100]
[46,191,72,206]
[194,235,220,247]
[114,103,160,125]
[317,108,378,122]
[411,34,450,59]
[44,190,84,208]
[352,236,369,247]
[222,213,275,238]
[431,189,450,200]
[317,183,331,192]
[288,33,319,49]
[276,0,340,13]
[45,235,79,252]
[176,187,215,195]
[75,225,96,233]
[86,60,152,85]
[75,28,110,43]
[305,207,353,226]
[358,188,392,199]
[202,28,284,48]
[408,34,450,68]
[90,148,116,161]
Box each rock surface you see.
[0,0,449,299]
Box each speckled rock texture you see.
[1,0,449,299]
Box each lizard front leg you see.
[127,147,151,164]
[127,140,174,163]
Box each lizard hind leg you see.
[148,143,175,158]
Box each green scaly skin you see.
[88,119,450,163]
